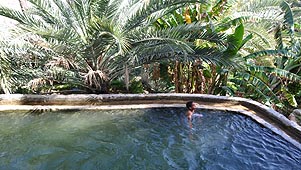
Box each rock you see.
[292,109,301,116]
[289,113,297,122]
[290,109,301,125]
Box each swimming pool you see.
[0,108,300,169]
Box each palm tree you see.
[0,0,211,93]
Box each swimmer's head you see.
[186,101,197,111]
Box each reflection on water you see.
[0,108,300,169]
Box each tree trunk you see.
[18,0,28,12]
[174,61,179,93]
[125,64,129,92]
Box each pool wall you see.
[0,93,300,149]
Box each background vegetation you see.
[0,0,301,116]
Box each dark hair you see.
[186,101,193,109]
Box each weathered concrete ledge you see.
[0,93,300,149]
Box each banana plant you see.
[149,1,240,94]
[230,1,301,110]
[205,22,253,95]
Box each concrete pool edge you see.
[0,93,300,149]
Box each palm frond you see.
[244,49,288,59]
[123,0,208,30]
[0,5,44,27]
[130,25,197,55]
[132,43,191,65]
[238,0,282,14]
[91,0,119,18]
[84,69,108,89]
[280,1,295,36]
[193,47,237,67]
[0,49,12,94]
[244,23,276,49]
[27,0,60,24]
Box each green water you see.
[0,108,300,169]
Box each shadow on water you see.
[26,108,82,116]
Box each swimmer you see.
[186,101,197,121]
[186,101,203,130]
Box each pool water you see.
[0,108,300,169]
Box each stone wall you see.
[0,93,300,149]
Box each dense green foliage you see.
[0,0,211,93]
[0,0,301,115]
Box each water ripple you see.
[0,109,299,169]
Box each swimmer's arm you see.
[193,113,203,117]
